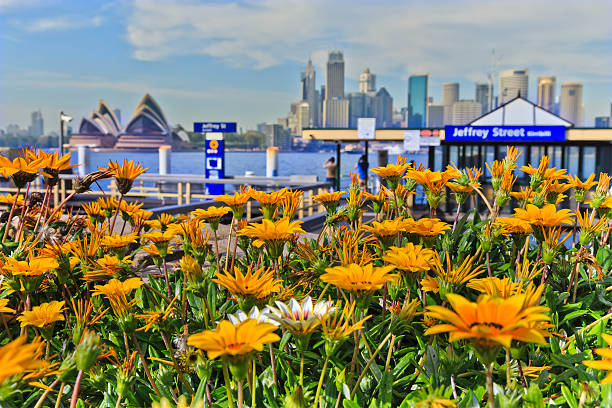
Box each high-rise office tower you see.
[325,50,345,100]
[374,87,393,128]
[475,83,490,114]
[499,69,528,103]
[30,110,43,137]
[427,104,445,128]
[442,83,459,106]
[407,74,428,127]
[348,92,374,128]
[442,82,459,124]
[451,100,483,125]
[560,82,583,126]
[537,76,556,112]
[595,116,610,128]
[300,59,317,127]
[359,67,376,94]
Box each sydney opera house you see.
[69,94,172,150]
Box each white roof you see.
[471,96,572,127]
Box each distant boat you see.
[341,144,364,154]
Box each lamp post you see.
[59,111,72,155]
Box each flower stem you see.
[350,332,393,398]
[224,215,234,271]
[162,256,171,298]
[2,186,20,243]
[109,193,124,234]
[237,379,244,408]
[69,370,83,408]
[33,378,60,408]
[222,360,235,408]
[505,348,512,387]
[486,363,495,408]
[313,355,330,408]
[299,348,305,388]
[269,343,278,387]
[55,382,64,408]
[131,333,163,397]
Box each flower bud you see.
[59,354,78,382]
[75,331,100,371]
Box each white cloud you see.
[126,0,612,83]
[26,15,104,32]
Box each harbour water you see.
[75,150,429,191]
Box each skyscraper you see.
[323,99,349,128]
[442,83,459,106]
[560,82,583,126]
[325,50,344,100]
[427,104,445,128]
[475,83,490,114]
[359,67,376,94]
[30,110,43,137]
[499,69,528,103]
[374,87,393,128]
[595,116,610,128]
[348,92,373,128]
[451,100,483,125]
[442,83,459,124]
[300,59,317,127]
[537,76,556,112]
[407,74,428,127]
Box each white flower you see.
[227,306,279,326]
[266,296,334,336]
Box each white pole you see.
[266,147,279,177]
[77,145,90,177]
[159,145,171,175]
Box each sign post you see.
[444,125,566,142]
[194,122,236,196]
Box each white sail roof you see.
[471,96,572,127]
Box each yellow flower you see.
[0,194,25,207]
[216,190,250,219]
[142,243,175,258]
[188,319,279,360]
[142,230,177,245]
[370,157,410,187]
[576,208,609,245]
[429,252,483,295]
[176,254,204,285]
[313,191,346,204]
[192,206,232,228]
[3,257,58,278]
[84,254,129,282]
[383,243,435,274]
[361,218,410,239]
[238,218,304,257]
[321,301,370,342]
[425,293,550,349]
[38,151,78,186]
[321,263,399,295]
[134,295,178,332]
[468,277,543,304]
[406,218,451,237]
[583,333,612,384]
[493,217,533,235]
[101,232,138,249]
[213,266,282,299]
[514,204,574,227]
[0,154,44,188]
[0,298,15,314]
[92,278,143,317]
[18,300,65,329]
[0,335,46,385]
[248,188,286,219]
[108,159,147,194]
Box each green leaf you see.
[560,384,578,408]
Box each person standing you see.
[355,154,367,190]
[323,157,337,191]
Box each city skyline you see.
[1,0,611,132]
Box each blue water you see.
[77,151,429,191]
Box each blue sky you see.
[1,0,611,132]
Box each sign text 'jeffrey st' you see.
[194,122,237,133]
[444,126,566,142]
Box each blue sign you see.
[205,134,224,195]
[444,125,566,142]
[194,122,237,133]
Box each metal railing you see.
[0,174,332,220]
